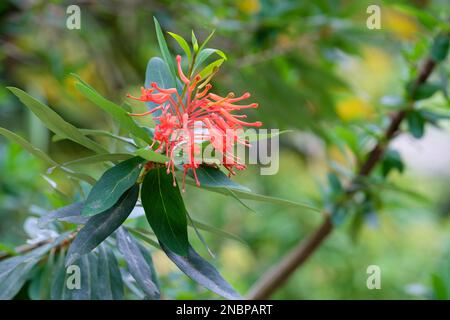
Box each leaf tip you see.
[65,253,79,267]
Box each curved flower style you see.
[127,55,262,190]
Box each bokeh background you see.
[1,0,450,299]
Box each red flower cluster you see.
[127,55,262,190]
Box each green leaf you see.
[144,57,177,114]
[239,130,294,142]
[407,111,425,139]
[430,33,449,63]
[74,82,152,144]
[381,149,404,177]
[141,168,189,256]
[198,30,216,53]
[126,227,160,249]
[0,258,39,299]
[409,82,442,100]
[153,17,178,87]
[186,211,215,258]
[205,185,319,211]
[419,109,450,125]
[431,273,448,300]
[53,129,137,147]
[191,31,199,52]
[82,157,144,216]
[7,87,107,154]
[187,165,251,192]
[66,185,139,266]
[0,127,96,185]
[28,250,56,299]
[0,233,70,299]
[161,243,242,300]
[184,166,320,212]
[73,252,99,300]
[50,252,69,300]
[116,228,160,299]
[193,48,227,75]
[53,251,100,300]
[0,243,16,256]
[183,166,255,211]
[145,57,175,90]
[52,250,99,300]
[327,172,343,194]
[168,32,192,62]
[0,127,57,166]
[198,59,224,79]
[188,218,245,244]
[135,147,168,163]
[39,202,88,227]
[97,244,124,300]
[136,242,160,291]
[59,153,133,168]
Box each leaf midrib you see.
[156,169,185,254]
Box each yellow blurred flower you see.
[383,8,419,40]
[338,45,394,98]
[152,250,177,276]
[362,46,391,76]
[220,242,255,274]
[237,0,260,14]
[336,97,373,121]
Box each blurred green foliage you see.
[1,0,450,299]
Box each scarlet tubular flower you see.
[127,55,262,190]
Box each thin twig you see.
[0,233,75,261]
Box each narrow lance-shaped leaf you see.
[96,244,124,300]
[28,249,56,299]
[53,250,100,300]
[141,168,189,256]
[153,17,178,87]
[135,147,168,164]
[168,32,192,62]
[7,87,107,154]
[119,268,146,299]
[191,31,199,52]
[53,129,137,147]
[161,243,242,300]
[0,127,56,166]
[187,165,251,192]
[188,218,245,244]
[137,242,160,290]
[71,252,99,300]
[198,59,224,79]
[198,29,216,53]
[0,232,71,300]
[0,259,39,299]
[74,81,152,144]
[82,157,144,216]
[116,227,160,299]
[192,48,227,74]
[58,153,133,168]
[184,166,320,212]
[0,127,96,185]
[66,185,139,266]
[39,202,87,227]
[51,251,69,300]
